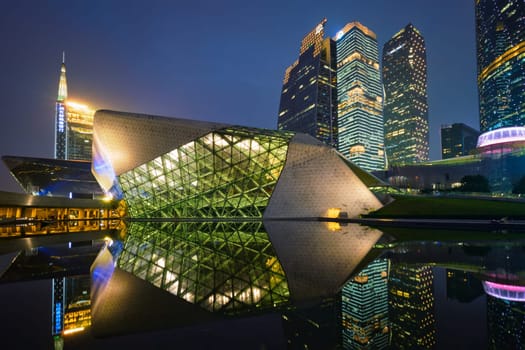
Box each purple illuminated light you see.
[476,127,525,148]
[482,281,525,302]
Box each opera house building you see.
[91,110,385,220]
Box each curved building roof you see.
[92,110,384,219]
[483,281,525,302]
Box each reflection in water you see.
[106,221,384,317]
[4,222,525,348]
[117,221,290,314]
[446,270,484,303]
[342,258,390,349]
[487,296,525,348]
[389,263,436,349]
[52,275,92,342]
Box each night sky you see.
[0,0,478,193]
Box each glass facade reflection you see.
[341,258,390,349]
[117,221,290,314]
[487,296,525,348]
[389,263,436,349]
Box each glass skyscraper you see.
[336,22,384,171]
[476,0,525,132]
[278,19,337,148]
[440,123,480,159]
[382,24,429,166]
[54,56,94,161]
[55,57,68,160]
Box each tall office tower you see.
[382,24,429,166]
[54,56,94,161]
[440,123,480,159]
[65,101,94,161]
[389,263,436,349]
[278,19,337,147]
[476,0,525,132]
[55,56,68,159]
[336,22,384,171]
[341,258,390,349]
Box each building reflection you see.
[6,221,525,348]
[52,275,92,338]
[281,296,341,349]
[487,296,525,349]
[446,269,484,303]
[0,191,123,238]
[341,258,390,349]
[389,263,436,349]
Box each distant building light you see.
[476,127,525,148]
[483,281,525,302]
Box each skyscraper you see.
[476,0,525,132]
[54,55,94,161]
[382,24,429,165]
[441,123,480,159]
[278,19,337,147]
[55,55,68,159]
[336,22,384,171]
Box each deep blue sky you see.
[0,0,478,193]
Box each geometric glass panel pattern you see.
[117,221,290,315]
[119,127,293,218]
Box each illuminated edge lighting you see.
[482,281,525,302]
[63,327,85,335]
[476,126,525,148]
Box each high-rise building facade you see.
[54,57,94,161]
[278,19,337,148]
[441,123,480,159]
[65,101,94,161]
[55,58,68,159]
[382,24,429,166]
[476,0,525,132]
[336,22,385,171]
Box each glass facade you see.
[278,19,337,148]
[476,0,525,132]
[117,221,290,314]
[2,155,104,198]
[65,101,94,161]
[55,62,67,160]
[383,24,429,165]
[336,22,384,171]
[441,123,480,159]
[119,127,292,218]
[376,142,525,193]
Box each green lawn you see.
[365,194,525,220]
